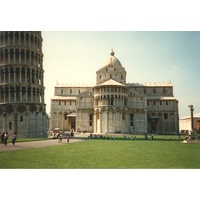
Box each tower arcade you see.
[0,31,46,137]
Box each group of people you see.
[124,135,137,140]
[144,133,154,140]
[57,128,74,143]
[57,132,68,143]
[0,131,17,146]
[57,132,63,143]
[88,134,116,140]
[88,134,103,139]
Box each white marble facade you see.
[50,50,179,134]
[0,32,46,137]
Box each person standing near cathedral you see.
[12,132,17,145]
[60,132,63,143]
[67,135,70,143]
[4,132,8,145]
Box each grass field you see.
[0,135,200,169]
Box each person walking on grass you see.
[178,132,181,140]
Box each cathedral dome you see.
[100,50,123,69]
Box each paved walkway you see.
[0,138,86,152]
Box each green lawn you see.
[0,135,200,169]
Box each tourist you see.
[178,133,181,140]
[67,135,70,143]
[151,133,154,140]
[12,132,17,145]
[57,133,61,143]
[4,132,8,145]
[70,128,74,137]
[60,132,63,143]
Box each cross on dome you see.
[110,49,115,56]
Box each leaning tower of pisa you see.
[0,31,46,137]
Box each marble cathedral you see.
[50,50,179,134]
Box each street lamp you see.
[188,105,194,131]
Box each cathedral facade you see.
[0,31,46,137]
[50,50,179,134]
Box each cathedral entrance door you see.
[67,112,76,131]
[148,117,159,132]
[71,119,76,130]
[151,122,157,132]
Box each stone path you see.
[0,138,85,152]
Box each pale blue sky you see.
[42,31,200,118]
[2,1,199,118]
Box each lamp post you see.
[188,105,194,131]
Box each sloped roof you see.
[67,112,76,117]
[98,79,127,87]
